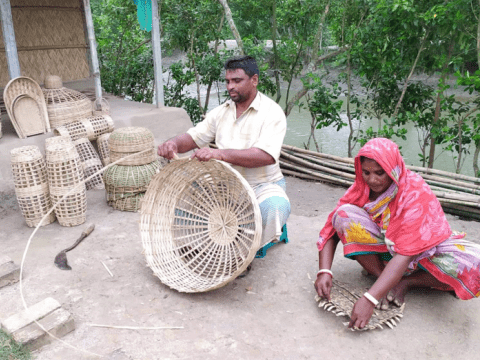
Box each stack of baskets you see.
[103,127,161,212]
[10,146,56,227]
[45,136,87,226]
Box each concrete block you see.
[1,297,60,333]
[0,256,20,288]
[12,308,75,351]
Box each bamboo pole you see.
[0,0,21,78]
[282,145,355,164]
[280,160,354,186]
[83,0,103,109]
[283,150,356,174]
[280,151,356,180]
[151,0,164,107]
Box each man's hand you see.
[157,141,178,160]
[348,296,375,329]
[191,148,224,162]
[314,273,333,301]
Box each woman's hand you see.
[314,273,333,301]
[348,296,375,329]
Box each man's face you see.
[225,69,258,104]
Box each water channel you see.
[195,85,476,177]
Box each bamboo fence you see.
[279,145,480,221]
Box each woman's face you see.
[361,157,393,199]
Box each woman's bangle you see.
[317,269,333,278]
[363,292,379,306]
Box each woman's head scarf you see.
[318,138,451,256]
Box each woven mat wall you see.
[0,0,90,87]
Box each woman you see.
[315,138,480,330]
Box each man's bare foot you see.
[387,280,408,307]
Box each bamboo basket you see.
[109,126,156,165]
[140,159,262,293]
[73,138,105,190]
[42,75,93,128]
[92,97,110,116]
[96,133,111,166]
[45,136,87,227]
[54,115,114,141]
[3,77,50,138]
[10,146,56,227]
[103,160,161,212]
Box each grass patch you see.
[0,329,31,360]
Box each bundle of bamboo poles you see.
[280,144,480,221]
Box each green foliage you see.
[0,329,31,360]
[163,62,202,125]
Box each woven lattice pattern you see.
[73,138,104,190]
[109,127,154,152]
[140,159,262,293]
[0,5,89,87]
[103,161,160,212]
[109,147,157,166]
[96,133,111,166]
[45,136,86,226]
[42,78,93,128]
[10,145,56,227]
[3,77,50,138]
[54,115,114,141]
[315,280,405,331]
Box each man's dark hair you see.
[224,55,259,77]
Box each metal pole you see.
[0,0,21,79]
[151,0,164,107]
[83,0,103,109]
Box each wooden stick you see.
[86,324,184,330]
[283,150,356,174]
[101,261,114,277]
[282,145,355,164]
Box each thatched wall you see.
[0,0,90,87]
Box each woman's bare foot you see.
[387,280,409,307]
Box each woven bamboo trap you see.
[315,280,405,331]
[10,146,56,227]
[45,136,87,227]
[42,75,93,129]
[140,159,262,293]
[73,138,104,190]
[96,133,111,166]
[54,115,114,141]
[104,161,161,212]
[3,77,50,138]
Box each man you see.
[158,55,290,254]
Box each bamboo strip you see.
[282,145,355,164]
[280,151,356,180]
[283,150,356,174]
[280,160,354,186]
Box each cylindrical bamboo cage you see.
[96,133,111,166]
[109,127,157,165]
[73,138,104,190]
[45,136,87,227]
[42,75,93,128]
[103,160,161,212]
[140,159,262,293]
[53,115,114,141]
[10,146,56,227]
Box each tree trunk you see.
[428,39,455,168]
[346,49,354,157]
[392,31,429,119]
[204,13,225,113]
[217,0,244,54]
[474,146,480,177]
[285,47,346,116]
[271,0,282,103]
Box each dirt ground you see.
[1,80,480,359]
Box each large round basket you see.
[140,159,262,293]
[109,127,156,165]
